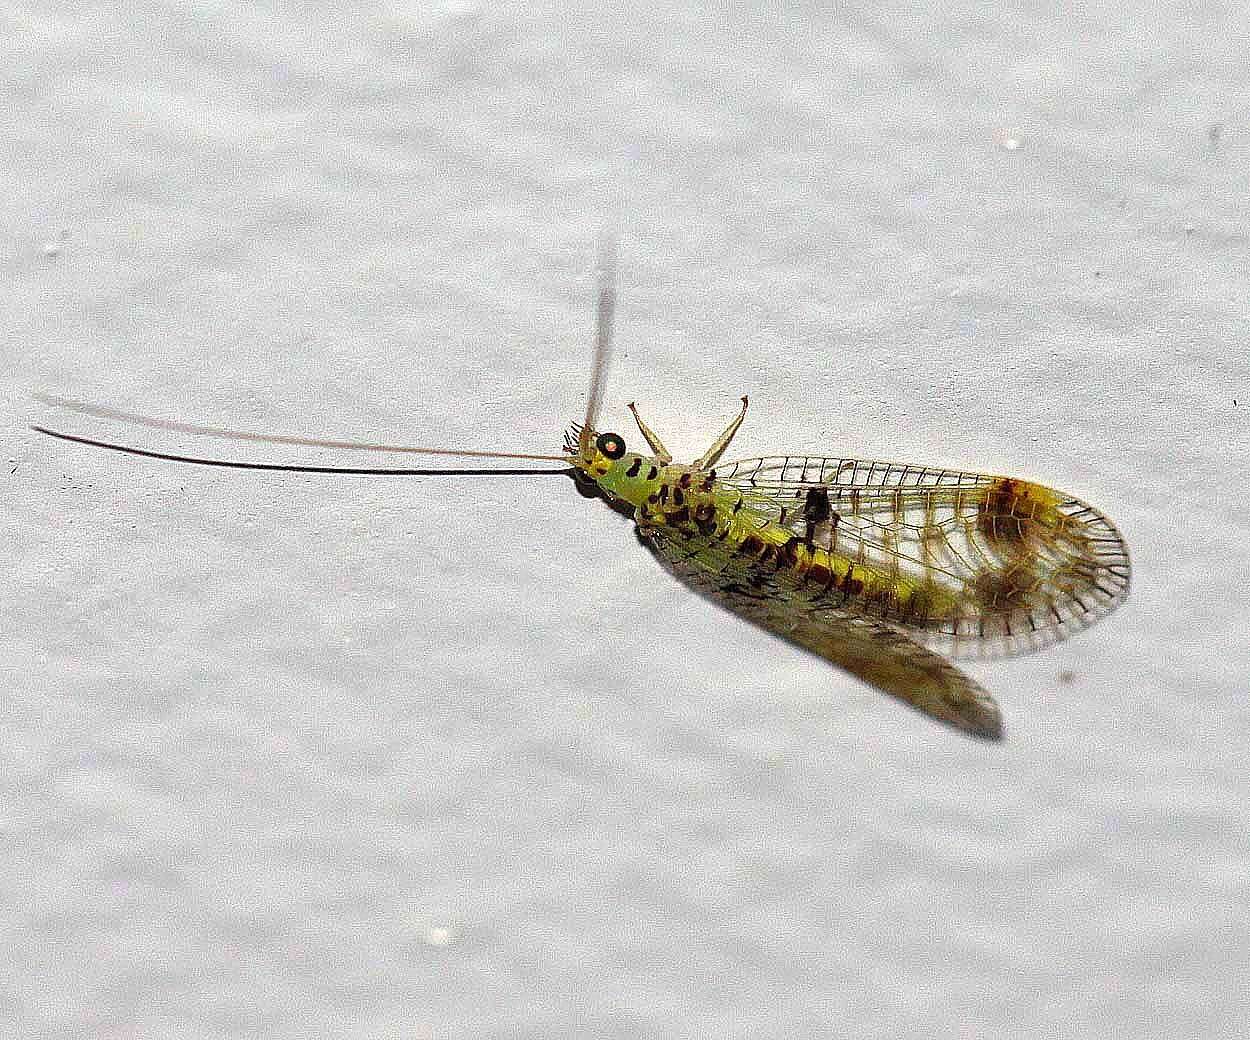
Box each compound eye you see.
[595,432,627,460]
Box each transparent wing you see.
[716,455,1131,659]
[642,523,1002,740]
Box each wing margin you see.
[641,523,1004,740]
[716,454,1130,660]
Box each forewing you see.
[716,455,1131,659]
[642,524,1003,740]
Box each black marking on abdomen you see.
[803,487,832,544]
[804,487,831,524]
[779,535,802,569]
[737,533,766,557]
[692,502,719,537]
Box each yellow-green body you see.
[580,440,962,628]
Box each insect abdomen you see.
[661,488,958,625]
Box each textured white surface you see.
[4,3,1248,1037]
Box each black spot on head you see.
[596,432,627,460]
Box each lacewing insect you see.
[34,252,1130,740]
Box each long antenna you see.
[32,426,573,477]
[34,393,568,463]
[578,235,616,459]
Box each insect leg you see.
[694,395,749,470]
[626,402,672,464]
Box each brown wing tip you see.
[964,705,1005,742]
[945,693,1004,741]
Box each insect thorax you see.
[588,453,670,510]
